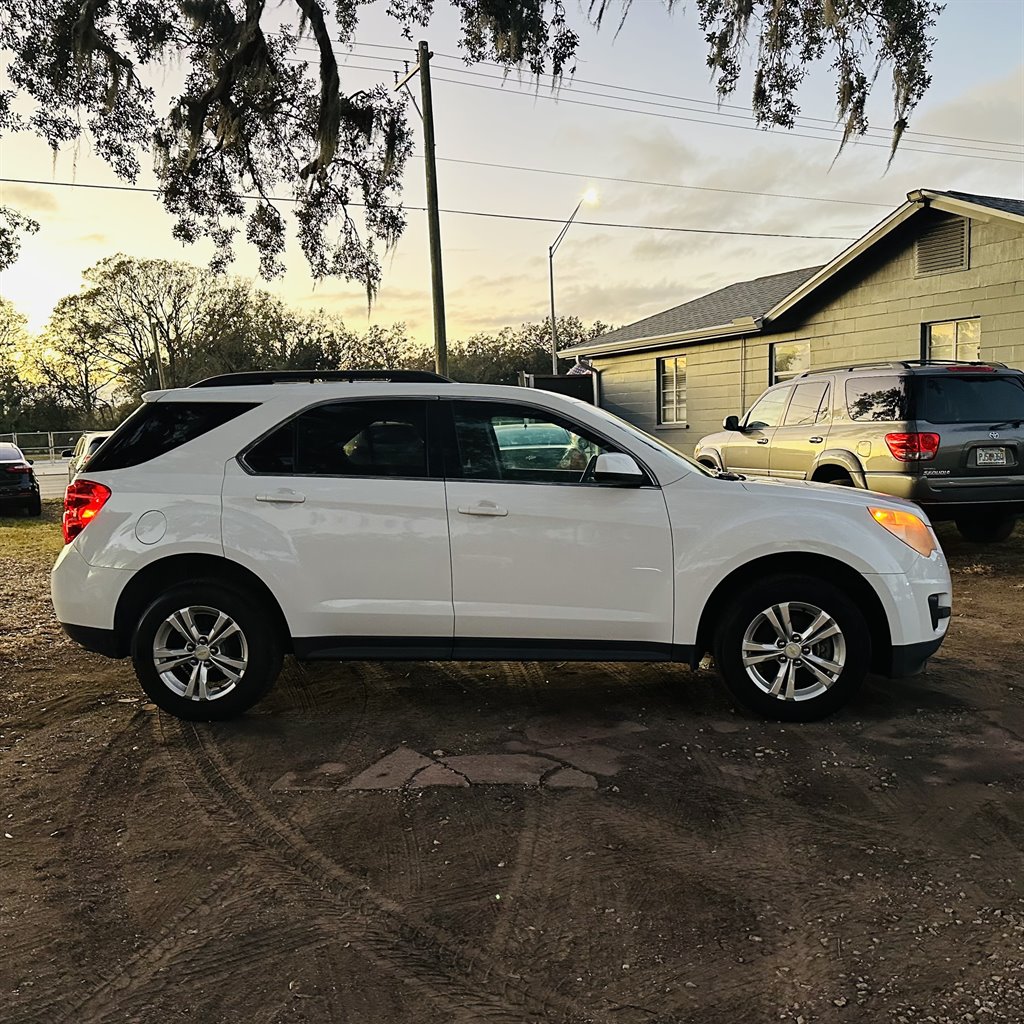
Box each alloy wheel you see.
[152,605,249,701]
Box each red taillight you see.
[948,365,995,372]
[4,462,31,473]
[63,480,111,544]
[885,432,940,462]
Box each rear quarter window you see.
[86,402,257,472]
[845,376,908,421]
[914,374,1024,424]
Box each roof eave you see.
[917,189,1024,226]
[558,316,760,358]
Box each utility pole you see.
[548,246,559,374]
[395,42,447,377]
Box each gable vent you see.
[915,215,969,276]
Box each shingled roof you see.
[563,186,1023,358]
[576,264,823,352]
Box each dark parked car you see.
[694,360,1024,542]
[0,444,42,517]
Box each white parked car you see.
[62,431,113,483]
[51,370,952,722]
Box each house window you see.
[924,319,980,362]
[658,356,687,425]
[770,341,810,384]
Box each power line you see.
[285,46,1023,163]
[428,75,1024,164]
[0,176,860,240]
[296,39,1024,152]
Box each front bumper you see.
[882,636,945,678]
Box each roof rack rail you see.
[794,358,1008,377]
[190,369,452,388]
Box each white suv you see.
[51,370,953,722]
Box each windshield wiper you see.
[716,471,746,481]
[988,419,1023,430]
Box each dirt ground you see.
[2,502,1023,1024]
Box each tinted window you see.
[845,376,908,421]
[452,402,614,483]
[87,402,257,472]
[745,387,792,430]
[246,400,430,478]
[783,382,830,426]
[914,375,1024,424]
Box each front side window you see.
[451,401,616,484]
[770,341,810,384]
[845,376,909,421]
[783,381,830,426]
[925,318,980,362]
[745,387,792,430]
[245,400,430,478]
[658,356,687,425]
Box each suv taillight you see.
[4,462,31,473]
[63,480,111,544]
[885,432,940,462]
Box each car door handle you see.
[457,502,508,517]
[256,491,306,504]
[757,438,770,445]
[808,436,824,444]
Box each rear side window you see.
[914,375,1024,424]
[87,402,257,472]
[845,376,908,421]
[244,400,431,478]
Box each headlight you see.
[868,506,936,557]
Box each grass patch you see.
[0,499,65,564]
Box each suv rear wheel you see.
[954,512,1017,544]
[131,582,283,720]
[714,574,870,722]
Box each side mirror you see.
[61,449,74,458]
[27,459,34,465]
[723,415,742,432]
[592,452,645,486]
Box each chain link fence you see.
[0,431,85,464]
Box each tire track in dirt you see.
[158,713,607,1024]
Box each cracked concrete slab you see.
[343,746,435,790]
[442,754,560,786]
[539,743,622,776]
[410,763,470,788]
[545,767,599,789]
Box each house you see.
[559,189,1024,454]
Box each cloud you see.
[0,184,59,213]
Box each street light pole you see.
[547,192,594,374]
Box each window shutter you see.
[915,216,969,276]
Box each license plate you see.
[977,447,1007,466]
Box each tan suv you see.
[694,360,1024,542]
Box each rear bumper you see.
[60,622,124,659]
[883,636,945,678]
[864,472,1024,516]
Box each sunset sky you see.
[1,0,1022,344]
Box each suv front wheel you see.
[132,582,283,720]
[714,575,871,721]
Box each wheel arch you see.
[694,552,892,673]
[113,553,292,658]
[810,450,866,487]
[696,449,723,471]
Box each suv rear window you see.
[87,402,257,472]
[914,374,1024,424]
[845,376,908,421]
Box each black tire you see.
[713,574,871,722]
[954,513,1016,544]
[131,581,283,721]
[26,494,42,517]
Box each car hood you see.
[738,475,924,515]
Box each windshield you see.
[914,374,1024,424]
[586,405,715,476]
